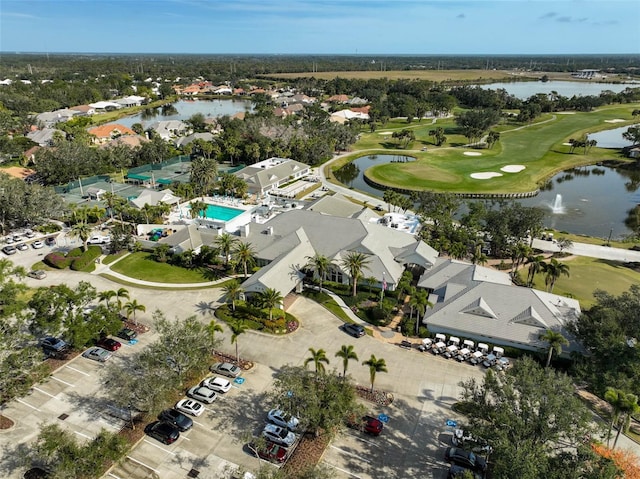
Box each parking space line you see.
[74,431,91,439]
[51,376,75,387]
[193,420,206,427]
[16,398,40,411]
[66,365,90,376]
[330,445,371,463]
[351,434,380,447]
[126,456,161,473]
[325,462,362,478]
[33,387,56,398]
[107,473,123,479]
[143,439,177,455]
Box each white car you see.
[88,235,110,244]
[175,398,205,417]
[267,409,299,431]
[262,424,296,447]
[186,385,217,404]
[16,243,28,251]
[201,376,231,393]
[31,240,44,249]
[82,346,112,362]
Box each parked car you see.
[343,323,365,338]
[346,415,384,436]
[88,235,110,244]
[96,337,121,351]
[210,362,241,378]
[116,328,137,341]
[4,236,14,244]
[144,421,180,445]
[159,408,193,431]
[201,376,232,393]
[267,408,300,431]
[444,447,487,472]
[31,240,44,249]
[2,245,17,255]
[175,398,205,417]
[44,237,56,246]
[16,243,28,251]
[249,440,289,464]
[27,270,47,280]
[82,346,112,362]
[186,385,217,404]
[262,424,296,447]
[24,229,35,238]
[39,337,69,355]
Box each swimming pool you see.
[197,203,244,221]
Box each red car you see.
[96,337,122,351]
[250,440,288,464]
[346,414,384,436]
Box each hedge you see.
[71,246,102,271]
[44,246,102,271]
[44,252,73,269]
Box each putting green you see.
[350,103,640,194]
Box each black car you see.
[116,328,137,341]
[39,337,70,357]
[158,408,193,431]
[144,421,180,445]
[343,323,365,338]
[444,447,487,473]
[44,236,56,246]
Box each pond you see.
[480,80,639,100]
[108,99,254,128]
[337,155,640,239]
[588,124,638,149]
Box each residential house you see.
[35,109,78,128]
[234,158,310,196]
[147,120,190,141]
[128,188,181,209]
[99,135,148,149]
[417,258,582,355]
[69,105,95,116]
[89,101,122,112]
[327,94,349,103]
[114,95,146,108]
[329,109,370,124]
[175,132,215,148]
[26,128,64,147]
[88,124,136,144]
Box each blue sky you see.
[1,0,638,54]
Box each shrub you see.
[67,247,84,258]
[35,223,61,234]
[44,252,72,269]
[70,246,102,271]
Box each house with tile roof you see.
[417,258,582,355]
[234,158,310,196]
[88,124,136,144]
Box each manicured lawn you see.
[529,256,640,308]
[337,103,640,194]
[109,252,212,283]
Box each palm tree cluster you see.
[304,346,388,393]
[604,387,640,449]
[524,255,570,292]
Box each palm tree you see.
[544,258,570,292]
[223,279,244,312]
[115,287,130,310]
[258,288,284,321]
[98,290,116,306]
[539,329,569,367]
[215,232,237,267]
[70,221,92,252]
[335,344,358,378]
[123,299,146,325]
[304,347,330,375]
[526,255,546,287]
[412,289,433,335]
[340,251,372,297]
[189,199,208,219]
[206,319,223,354]
[365,276,378,294]
[305,253,332,292]
[363,354,388,393]
[605,388,640,449]
[229,320,249,365]
[233,241,256,278]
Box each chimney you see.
[240,224,250,237]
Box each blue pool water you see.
[199,203,244,221]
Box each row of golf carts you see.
[419,334,510,370]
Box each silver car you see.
[82,346,112,362]
[262,423,296,447]
[210,362,241,378]
[186,385,217,404]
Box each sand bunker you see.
[379,131,393,135]
[463,151,482,156]
[604,119,626,123]
[557,112,576,115]
[501,165,526,173]
[562,142,573,146]
[470,172,503,179]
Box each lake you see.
[340,155,640,239]
[480,80,639,100]
[588,124,638,149]
[108,99,254,128]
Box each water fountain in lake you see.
[549,194,566,214]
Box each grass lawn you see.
[529,256,640,308]
[543,229,640,250]
[334,103,640,194]
[109,252,212,284]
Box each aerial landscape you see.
[1,1,640,479]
